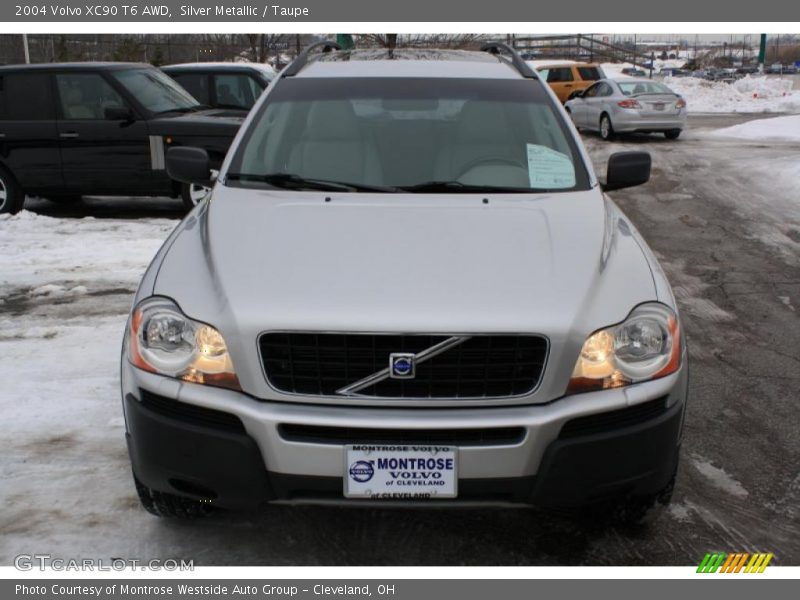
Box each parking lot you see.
[1,113,798,566]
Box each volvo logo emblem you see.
[389,353,416,379]
[349,460,375,482]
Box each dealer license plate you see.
[344,445,458,499]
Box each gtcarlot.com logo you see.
[697,552,774,573]
[14,554,194,571]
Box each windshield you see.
[618,81,675,96]
[226,77,590,193]
[111,68,200,114]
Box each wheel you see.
[134,475,214,519]
[181,182,211,210]
[0,165,25,215]
[610,471,676,527]
[599,114,615,141]
[664,129,682,140]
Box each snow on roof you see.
[163,61,276,74]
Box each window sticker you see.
[526,144,576,189]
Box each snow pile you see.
[599,63,800,113]
[0,210,177,289]
[665,75,800,114]
[711,114,800,141]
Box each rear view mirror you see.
[166,147,213,187]
[104,106,134,121]
[602,151,651,192]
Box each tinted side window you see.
[245,75,264,101]
[214,73,258,109]
[171,73,210,105]
[596,83,612,97]
[0,73,54,120]
[546,68,575,83]
[56,73,127,120]
[578,67,602,81]
[583,83,600,98]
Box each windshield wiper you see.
[226,173,399,193]
[398,180,549,194]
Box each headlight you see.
[567,303,681,394]
[128,297,241,390]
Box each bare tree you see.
[356,34,486,50]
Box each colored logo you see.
[697,552,774,573]
[348,460,375,483]
[389,353,416,379]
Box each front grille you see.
[558,396,669,439]
[278,424,526,446]
[259,333,548,398]
[139,390,246,433]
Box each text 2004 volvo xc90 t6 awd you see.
[121,43,688,522]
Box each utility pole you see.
[22,33,30,63]
[758,34,767,72]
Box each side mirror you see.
[602,151,651,192]
[166,146,213,187]
[104,106,134,121]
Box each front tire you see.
[664,129,682,140]
[134,475,214,519]
[599,114,615,141]
[181,182,212,210]
[611,471,676,527]
[0,165,25,215]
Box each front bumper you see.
[121,360,687,509]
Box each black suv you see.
[0,62,244,213]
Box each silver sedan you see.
[565,77,687,140]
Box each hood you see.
[149,110,244,135]
[154,187,657,337]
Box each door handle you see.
[60,132,80,139]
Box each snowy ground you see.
[1,114,799,566]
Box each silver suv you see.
[121,42,688,522]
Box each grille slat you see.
[558,397,669,439]
[260,333,548,399]
[139,390,245,433]
[278,424,526,446]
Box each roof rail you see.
[480,42,538,79]
[282,40,342,77]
